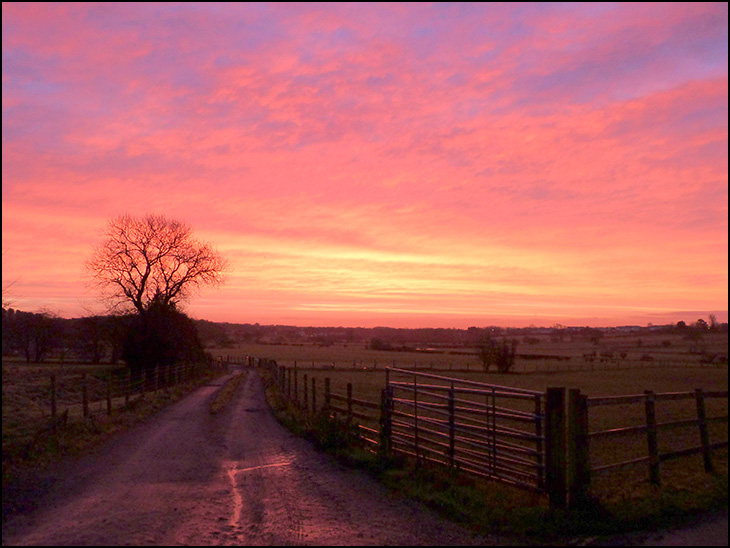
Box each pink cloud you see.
[2,3,727,327]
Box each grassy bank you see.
[209,372,245,414]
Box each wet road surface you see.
[2,370,504,545]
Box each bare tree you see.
[708,314,718,331]
[87,214,228,314]
[4,309,57,363]
[477,334,518,373]
[2,250,20,309]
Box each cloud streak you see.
[2,2,727,327]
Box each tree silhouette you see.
[87,214,228,314]
[122,296,206,372]
[87,214,226,372]
[2,309,56,363]
[477,335,518,373]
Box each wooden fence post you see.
[695,388,714,473]
[414,374,419,461]
[294,362,298,404]
[645,390,660,485]
[448,383,456,467]
[107,374,112,415]
[380,387,392,456]
[577,393,590,499]
[303,374,309,414]
[324,377,331,412]
[51,374,57,418]
[347,383,353,430]
[567,388,579,503]
[568,389,590,506]
[82,373,89,418]
[545,387,566,509]
[312,377,317,414]
[490,387,497,474]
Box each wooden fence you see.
[5,359,229,462]
[261,361,727,509]
[36,360,228,424]
[265,356,723,375]
[585,389,729,484]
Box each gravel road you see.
[2,370,508,546]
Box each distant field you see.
[209,332,728,456]
[211,330,728,372]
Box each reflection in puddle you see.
[224,460,292,527]
[237,461,292,474]
[225,465,243,527]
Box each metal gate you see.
[385,367,545,493]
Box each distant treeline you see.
[2,308,215,365]
[3,307,725,364]
[209,318,727,348]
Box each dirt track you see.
[2,370,507,546]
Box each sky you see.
[2,2,728,329]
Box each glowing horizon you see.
[2,3,727,329]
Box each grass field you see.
[212,329,728,371]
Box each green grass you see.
[209,372,245,414]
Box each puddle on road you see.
[225,464,244,527]
[237,461,292,473]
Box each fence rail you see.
[586,389,728,482]
[259,359,727,509]
[3,358,234,468]
[267,356,725,374]
[4,359,230,448]
[386,367,545,495]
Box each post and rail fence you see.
[259,359,728,509]
[8,358,231,459]
[585,388,728,483]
